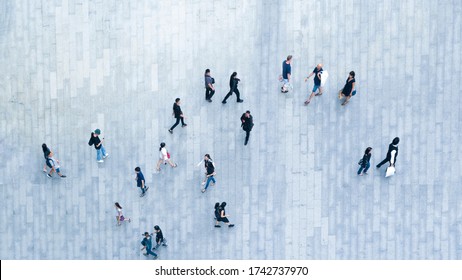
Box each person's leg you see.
[156,159,163,171]
[204,176,213,190]
[342,95,351,105]
[357,165,364,175]
[209,89,215,99]
[364,162,370,174]
[376,157,389,168]
[167,159,177,167]
[235,89,242,101]
[244,130,250,145]
[205,88,210,100]
[170,118,180,131]
[180,117,186,126]
[100,145,107,157]
[96,149,102,161]
[222,91,232,103]
[316,86,323,95]
[147,248,157,257]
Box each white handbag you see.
[385,166,396,177]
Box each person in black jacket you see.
[357,147,372,175]
[168,98,187,133]
[222,72,244,104]
[376,137,399,168]
[88,129,109,163]
[240,110,254,145]
[214,202,234,228]
[153,225,167,249]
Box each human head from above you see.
[175,98,180,104]
[204,154,211,161]
[365,147,372,154]
[286,55,292,62]
[135,166,141,172]
[115,202,122,209]
[349,71,355,78]
[316,63,323,70]
[392,137,400,145]
[245,110,251,117]
[205,69,210,75]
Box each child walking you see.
[114,202,131,225]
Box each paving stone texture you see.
[0,0,461,260]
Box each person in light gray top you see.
[204,69,215,102]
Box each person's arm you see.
[221,210,226,218]
[305,72,314,82]
[208,81,214,90]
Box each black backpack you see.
[88,133,94,146]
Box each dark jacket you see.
[173,103,182,118]
[88,134,102,150]
[229,77,240,91]
[240,114,254,131]
[386,143,398,160]
[361,153,371,168]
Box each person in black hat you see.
[141,232,158,259]
[88,128,109,163]
[376,137,400,169]
[240,110,254,145]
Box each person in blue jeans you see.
[201,154,216,193]
[357,147,372,176]
[88,129,108,163]
[141,232,158,259]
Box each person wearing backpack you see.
[141,232,158,259]
[88,129,109,163]
[357,147,372,176]
[45,150,66,178]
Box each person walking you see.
[201,154,216,193]
[304,63,324,105]
[215,202,234,228]
[42,143,51,173]
[280,55,292,93]
[240,110,254,145]
[141,232,158,259]
[222,72,244,104]
[357,147,372,176]
[168,98,187,134]
[204,69,215,102]
[153,225,167,249]
[155,142,177,171]
[114,202,131,225]
[376,137,400,169]
[45,151,66,178]
[135,167,149,197]
[88,129,109,163]
[338,71,356,106]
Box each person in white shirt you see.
[155,142,177,171]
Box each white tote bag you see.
[385,166,396,177]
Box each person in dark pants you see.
[215,202,234,228]
[168,98,187,133]
[201,154,216,193]
[204,69,215,102]
[338,71,356,106]
[88,129,109,163]
[376,137,399,169]
[135,167,149,197]
[153,225,167,249]
[357,147,372,176]
[222,72,243,104]
[240,110,254,145]
[141,232,158,259]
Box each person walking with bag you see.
[338,71,356,106]
[222,72,244,104]
[45,150,67,178]
[114,202,131,225]
[135,167,149,197]
[376,137,399,169]
[304,63,324,105]
[357,147,372,176]
[88,129,109,163]
[214,202,234,228]
[168,98,187,134]
[201,154,216,193]
[156,142,177,171]
[240,110,254,145]
[204,69,215,102]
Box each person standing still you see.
[135,167,149,197]
[141,232,158,259]
[281,55,292,93]
[168,98,187,134]
[201,154,216,193]
[376,137,400,169]
[115,202,131,225]
[304,63,323,105]
[240,110,254,146]
[222,72,244,104]
[357,147,372,176]
[204,69,215,102]
[156,142,177,171]
[88,129,109,163]
[338,71,356,106]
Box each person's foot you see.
[358,173,363,176]
[341,100,349,106]
[201,188,206,193]
[168,129,173,134]
[207,99,212,102]
[153,256,158,260]
[172,163,177,168]
[128,218,131,223]
[315,92,323,96]
[182,124,187,127]
[140,192,146,197]
[244,141,248,145]
[228,224,235,228]
[145,186,149,192]
[376,165,380,168]
[42,169,47,173]
[143,253,148,256]
[47,173,52,178]
[210,182,215,186]
[162,244,167,247]
[237,99,244,103]
[201,181,206,186]
[103,154,109,159]
[60,175,67,178]
[97,160,104,163]
[215,225,221,228]
[304,100,310,105]
[222,100,227,104]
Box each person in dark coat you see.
[338,71,356,106]
[376,137,399,169]
[168,98,187,133]
[357,147,372,175]
[222,72,244,104]
[153,225,167,248]
[240,110,254,146]
[214,202,234,228]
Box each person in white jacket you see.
[156,142,177,171]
